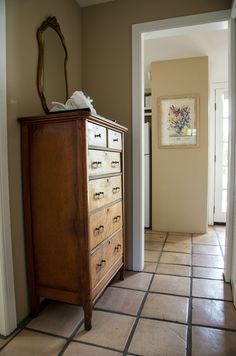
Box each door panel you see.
[214,88,229,223]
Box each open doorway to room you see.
[142,22,229,270]
[131,10,236,283]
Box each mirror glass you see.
[37,17,68,113]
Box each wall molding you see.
[0,0,17,336]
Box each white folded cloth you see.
[50,91,97,114]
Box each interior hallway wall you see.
[81,0,231,266]
[6,0,82,322]
[151,57,208,233]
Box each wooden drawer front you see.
[89,176,122,212]
[88,150,121,176]
[91,230,123,288]
[89,201,123,250]
[108,129,122,150]
[88,122,106,147]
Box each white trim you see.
[132,28,144,270]
[0,0,17,336]
[208,82,228,226]
[225,16,236,283]
[132,10,231,271]
[231,0,236,19]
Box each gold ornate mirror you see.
[37,17,68,113]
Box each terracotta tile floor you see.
[1,226,236,355]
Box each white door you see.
[214,88,229,223]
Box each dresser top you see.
[18,110,128,132]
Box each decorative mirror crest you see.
[36,16,68,113]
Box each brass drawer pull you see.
[94,192,104,200]
[91,161,102,169]
[94,133,101,138]
[111,160,120,167]
[112,187,120,194]
[113,215,121,223]
[94,227,100,234]
[96,263,102,271]
[96,259,106,272]
[114,244,122,253]
[94,225,104,235]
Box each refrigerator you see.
[144,122,151,228]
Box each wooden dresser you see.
[19,110,127,330]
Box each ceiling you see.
[76,0,114,7]
[144,27,228,87]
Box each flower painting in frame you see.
[158,95,199,148]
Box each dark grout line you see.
[93,307,137,318]
[148,290,190,298]
[192,264,224,269]
[122,233,168,356]
[122,277,154,356]
[121,277,155,355]
[139,315,188,326]
[57,318,85,355]
[186,275,223,281]
[214,228,225,258]
[0,328,24,352]
[157,262,192,267]
[110,284,151,293]
[72,339,124,353]
[191,323,236,333]
[192,294,235,302]
[24,327,68,340]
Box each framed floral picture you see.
[158,94,199,148]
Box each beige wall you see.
[151,57,208,233]
[5,0,231,324]
[81,0,231,265]
[6,0,82,322]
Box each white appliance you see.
[144,122,151,228]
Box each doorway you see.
[143,25,228,234]
[132,10,234,284]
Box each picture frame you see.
[158,94,199,148]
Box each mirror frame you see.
[36,16,68,114]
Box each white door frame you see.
[225,3,236,297]
[208,82,228,226]
[132,9,231,271]
[0,0,17,336]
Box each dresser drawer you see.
[108,129,122,150]
[91,230,123,288]
[88,150,121,176]
[88,176,122,212]
[89,201,123,250]
[88,122,106,147]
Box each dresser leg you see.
[119,265,125,280]
[84,304,92,330]
[30,295,40,317]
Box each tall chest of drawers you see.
[19,110,127,330]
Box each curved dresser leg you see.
[84,303,92,330]
[30,295,40,317]
[120,265,125,280]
